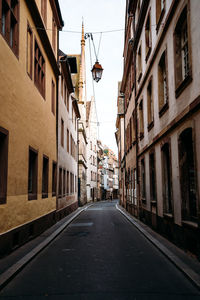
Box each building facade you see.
[86,98,98,202]
[69,24,88,206]
[57,50,80,219]
[118,0,200,257]
[0,0,63,255]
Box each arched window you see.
[178,128,197,221]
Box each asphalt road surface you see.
[0,201,200,299]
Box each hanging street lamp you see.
[85,32,103,82]
[91,61,103,82]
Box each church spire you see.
[81,19,85,47]
[78,20,86,106]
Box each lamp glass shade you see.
[91,61,103,82]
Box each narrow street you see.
[0,201,199,300]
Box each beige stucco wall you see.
[0,0,57,233]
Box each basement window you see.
[42,155,49,198]
[52,162,57,196]
[0,128,9,204]
[28,147,38,200]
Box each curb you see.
[116,204,200,290]
[0,204,91,290]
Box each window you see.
[145,11,151,61]
[41,0,47,26]
[0,128,8,204]
[137,44,142,82]
[129,118,132,146]
[134,168,137,205]
[64,83,66,105]
[63,169,66,196]
[149,152,156,202]
[42,155,49,198]
[75,175,77,192]
[72,174,74,193]
[34,40,45,98]
[58,167,62,198]
[61,75,63,97]
[139,100,144,139]
[136,0,141,25]
[27,23,33,78]
[61,119,64,147]
[158,51,168,115]
[181,20,189,79]
[147,79,154,130]
[156,0,165,31]
[67,171,69,195]
[70,173,73,194]
[28,147,38,200]
[161,143,172,214]
[132,113,136,142]
[0,0,19,56]
[174,6,191,96]
[70,134,73,155]
[178,128,197,221]
[51,80,55,115]
[67,89,69,111]
[52,162,57,196]
[67,129,69,153]
[52,17,56,52]
[141,158,146,201]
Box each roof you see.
[59,52,74,94]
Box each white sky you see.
[58,0,126,155]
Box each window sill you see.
[52,192,56,197]
[175,75,192,98]
[142,198,146,204]
[42,193,48,199]
[163,213,173,219]
[0,33,19,60]
[182,220,198,229]
[0,196,6,205]
[132,140,136,146]
[151,200,157,206]
[145,47,151,63]
[159,102,169,117]
[28,194,37,201]
[139,133,144,141]
[137,72,142,83]
[148,121,154,132]
[34,82,45,100]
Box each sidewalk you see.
[0,204,91,290]
[116,203,200,290]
